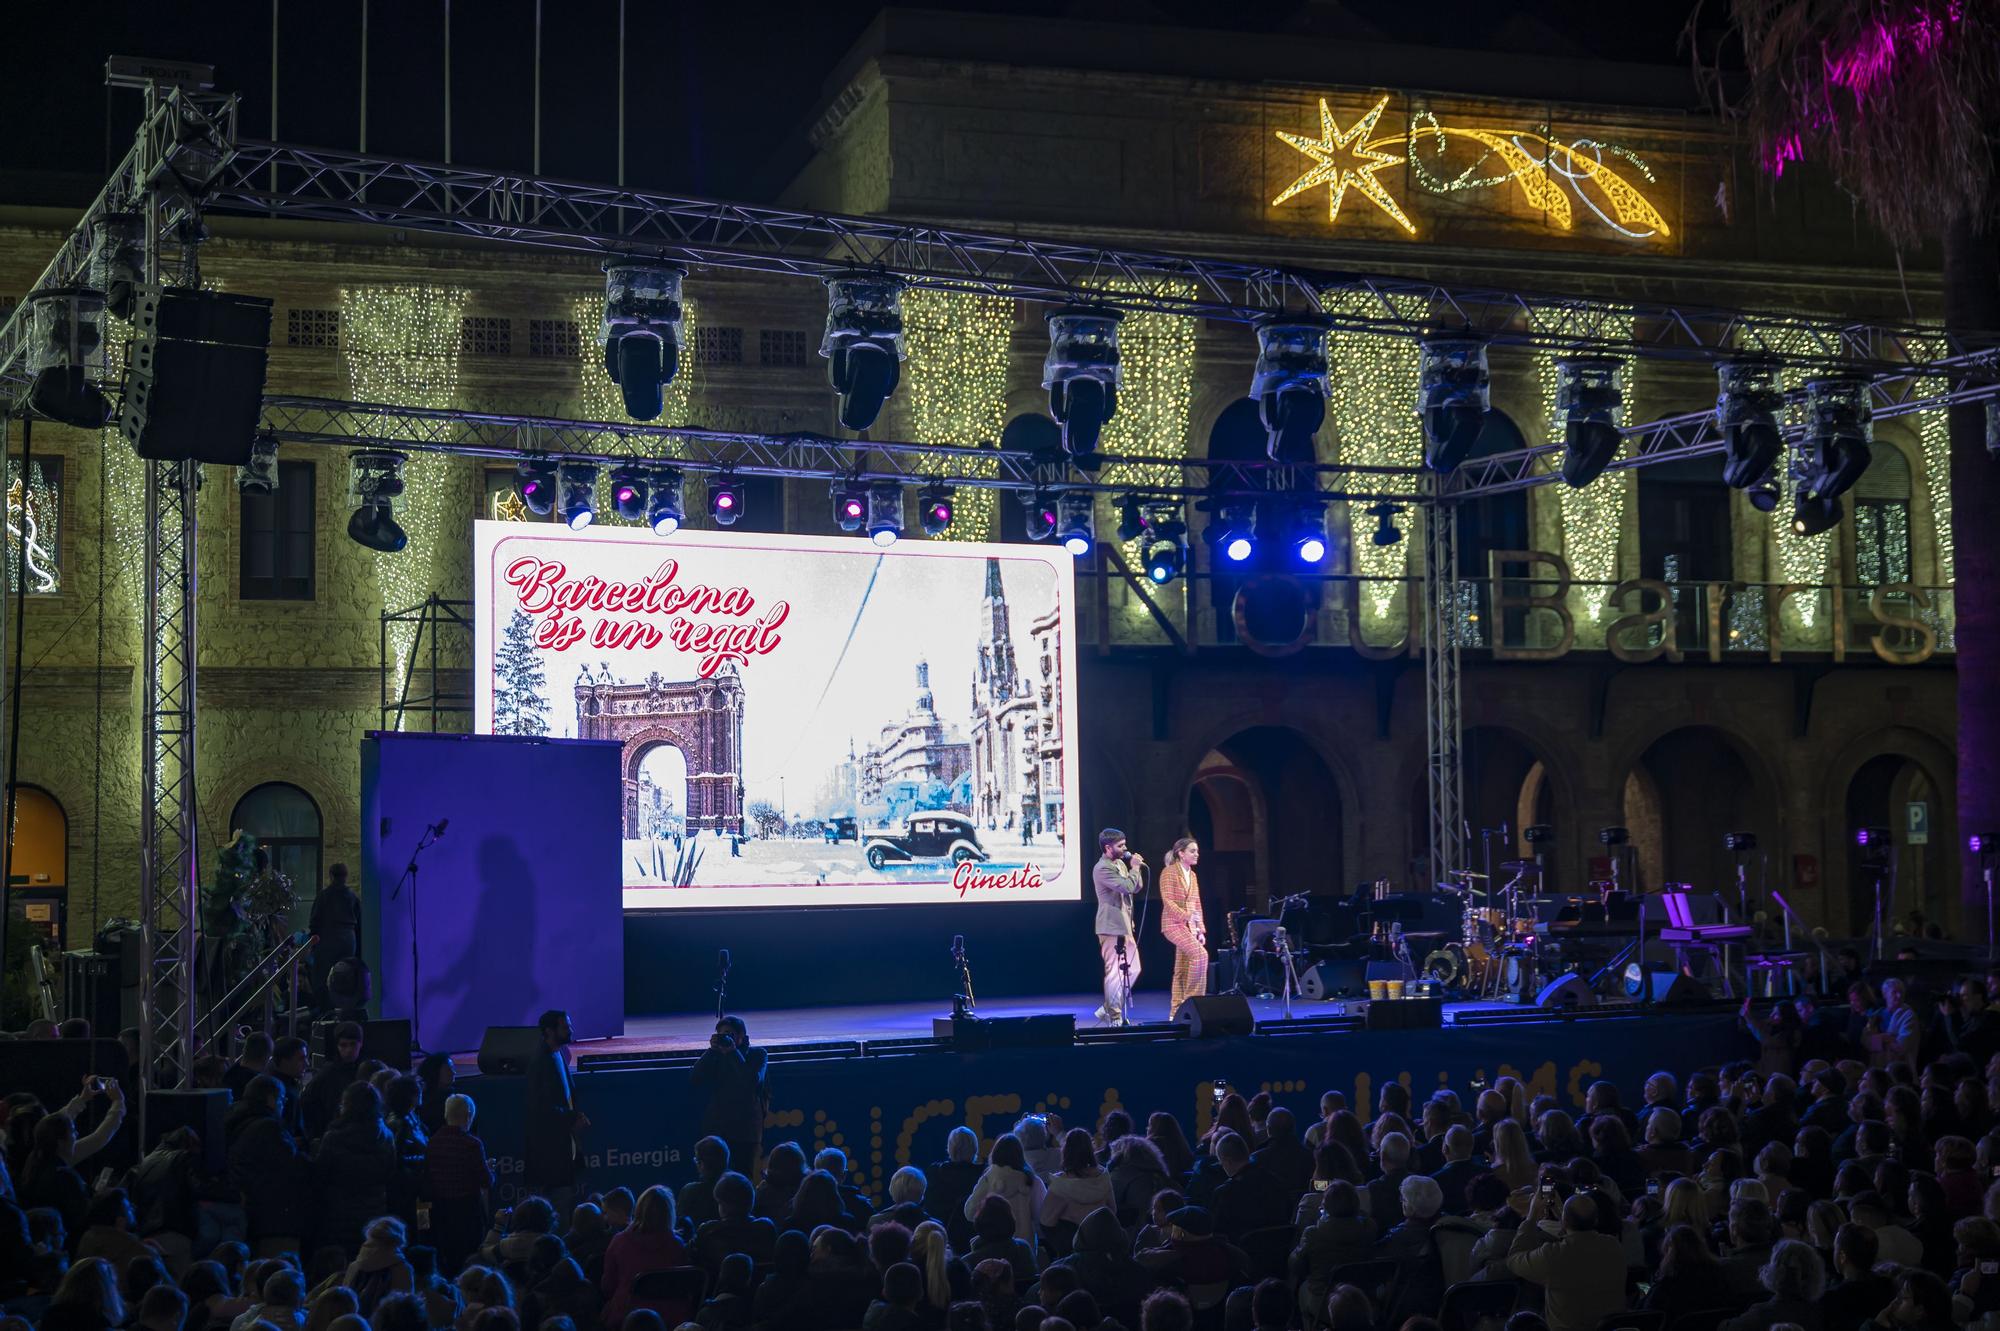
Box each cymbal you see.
[1449,870,1490,880]
[1500,860,1542,871]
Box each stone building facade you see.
[0,10,1959,954]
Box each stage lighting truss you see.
[918,482,954,537]
[23,288,111,429]
[867,480,904,546]
[89,211,147,322]
[599,260,685,422]
[1142,515,1189,584]
[1418,336,1491,472]
[831,478,868,532]
[609,465,649,522]
[347,449,408,552]
[153,94,232,199]
[1044,306,1123,458]
[1554,356,1624,488]
[514,457,558,515]
[1021,490,1058,542]
[1716,356,1784,497]
[648,466,685,535]
[559,462,599,530]
[1288,501,1329,564]
[1056,489,1096,557]
[1115,495,1148,543]
[1800,374,1874,501]
[822,275,906,431]
[1212,499,1258,563]
[1251,315,1332,463]
[709,473,743,526]
[1367,501,1405,546]
[235,433,280,494]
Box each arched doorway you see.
[1462,728,1558,873]
[633,743,690,840]
[6,785,66,889]
[1185,726,1343,918]
[1623,728,1771,899]
[231,783,324,927]
[1844,752,1951,936]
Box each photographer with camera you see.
[1092,829,1146,1026]
[693,1014,768,1179]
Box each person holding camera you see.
[693,1015,768,1178]
[1092,828,1145,1026]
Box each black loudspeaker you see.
[62,952,135,1035]
[1535,974,1597,1009]
[119,286,272,464]
[1299,960,1367,1000]
[144,1089,229,1174]
[951,1014,1075,1051]
[1365,997,1443,1030]
[1177,995,1255,1038]
[1630,971,1711,1004]
[478,1025,544,1076]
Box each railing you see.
[1077,554,1955,663]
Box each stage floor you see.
[548,990,1531,1061]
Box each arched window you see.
[1854,445,1913,586]
[1639,453,1733,652]
[6,785,66,889]
[230,783,324,925]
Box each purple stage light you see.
[718,492,735,509]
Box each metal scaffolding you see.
[1422,484,1463,889]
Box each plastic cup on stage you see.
[1386,980,1405,1000]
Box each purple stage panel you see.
[361,731,624,1053]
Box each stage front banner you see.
[472,521,1082,911]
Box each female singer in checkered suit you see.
[1158,837,1207,1018]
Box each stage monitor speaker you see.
[1535,973,1597,1009]
[1299,960,1366,1000]
[145,1089,228,1174]
[119,287,272,465]
[951,1014,1074,1051]
[478,1025,544,1076]
[1365,997,1443,1031]
[1630,971,1710,1004]
[1176,995,1255,1039]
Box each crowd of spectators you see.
[9,969,2000,1331]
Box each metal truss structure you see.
[1422,484,1464,889]
[7,79,2000,1071]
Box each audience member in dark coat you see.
[526,1010,588,1209]
[1820,1223,1895,1331]
[927,1128,984,1250]
[228,1075,312,1248]
[677,1137,731,1235]
[1428,1127,1485,1216]
[299,1022,365,1144]
[692,1016,769,1178]
[1716,1239,1825,1331]
[1047,1207,1153,1315]
[692,1172,777,1277]
[1208,1132,1293,1241]
[1249,1109,1314,1199]
[1107,1137,1175,1230]
[313,1081,397,1256]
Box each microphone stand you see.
[715,951,730,1021]
[389,821,444,1053]
[951,936,975,1020]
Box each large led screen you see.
[473,521,1081,910]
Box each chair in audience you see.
[1439,1277,1522,1331]
[1595,1313,1666,1331]
[1239,1225,1296,1281]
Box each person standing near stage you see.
[694,1015,769,1176]
[308,864,361,1013]
[1158,838,1207,1019]
[525,1008,590,1216]
[1092,828,1146,1025]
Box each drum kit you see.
[1423,860,1551,999]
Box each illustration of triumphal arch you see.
[574,664,745,837]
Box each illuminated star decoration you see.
[492,489,531,523]
[1273,95,1417,235]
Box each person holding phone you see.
[1504,1188,1628,1331]
[1091,828,1145,1025]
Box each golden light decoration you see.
[342,284,471,720]
[1274,96,1417,235]
[1918,391,1952,586]
[901,289,1013,543]
[571,292,700,523]
[1763,329,1831,630]
[1089,279,1197,572]
[1324,290,1425,627]
[1539,318,1635,635]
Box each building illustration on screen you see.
[474,522,1080,909]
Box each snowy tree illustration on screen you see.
[493,609,549,735]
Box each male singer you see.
[1092,828,1145,1024]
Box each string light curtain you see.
[1326,291,1425,632]
[1765,328,1832,631]
[1092,279,1196,570]
[900,289,1012,543]
[1536,314,1635,642]
[341,284,470,718]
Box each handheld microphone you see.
[718,948,731,974]
[951,934,965,957]
[433,818,449,838]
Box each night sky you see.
[4,2,1717,207]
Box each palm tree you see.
[1703,0,1999,925]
